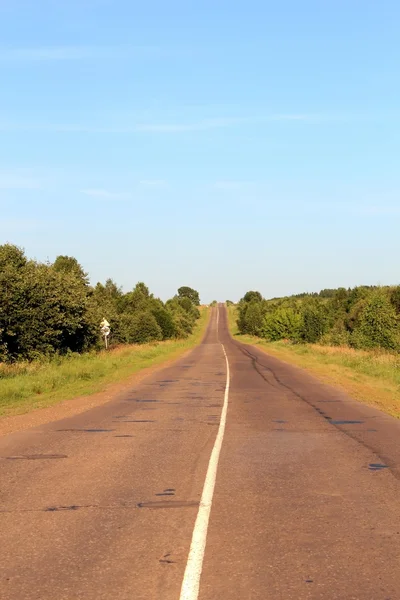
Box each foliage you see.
[236,284,400,353]
[0,244,202,362]
[263,307,303,342]
[351,290,399,350]
[243,290,262,303]
[178,286,200,306]
[301,302,329,343]
[119,312,162,344]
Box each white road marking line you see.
[179,307,230,600]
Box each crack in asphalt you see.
[231,339,397,479]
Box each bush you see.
[320,319,350,346]
[119,312,162,344]
[301,303,329,343]
[242,301,264,335]
[151,307,176,340]
[0,243,202,361]
[263,308,303,342]
[235,283,400,353]
[351,290,399,351]
[243,291,262,303]
[178,286,200,306]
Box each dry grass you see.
[0,308,210,418]
[227,306,400,418]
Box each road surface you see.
[1,305,400,599]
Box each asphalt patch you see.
[329,420,364,425]
[369,463,389,471]
[4,454,68,460]
[137,501,199,509]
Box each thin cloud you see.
[139,179,168,187]
[0,218,42,233]
[0,45,160,62]
[81,188,127,200]
[358,205,400,216]
[0,171,42,190]
[214,180,255,190]
[135,115,317,132]
[0,114,329,135]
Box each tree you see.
[0,258,95,359]
[0,243,201,361]
[151,306,176,340]
[301,302,329,343]
[120,312,162,344]
[352,290,399,350]
[120,282,152,313]
[263,308,303,342]
[243,301,264,335]
[390,286,400,314]
[0,244,27,269]
[178,286,200,306]
[242,291,262,303]
[53,255,88,284]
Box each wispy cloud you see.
[357,205,400,216]
[0,45,159,62]
[0,114,323,135]
[81,188,128,200]
[135,115,320,133]
[214,180,255,190]
[0,170,42,190]
[0,217,42,233]
[139,179,168,187]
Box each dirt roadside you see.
[0,349,191,437]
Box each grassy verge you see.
[0,308,210,418]
[227,306,400,418]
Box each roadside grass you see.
[0,308,210,418]
[227,306,400,418]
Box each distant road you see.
[1,306,400,599]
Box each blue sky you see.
[1,0,399,302]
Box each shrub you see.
[263,308,303,342]
[351,290,399,351]
[151,307,176,340]
[242,301,264,335]
[301,303,329,343]
[119,312,162,344]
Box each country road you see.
[1,305,400,600]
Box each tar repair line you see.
[179,306,230,600]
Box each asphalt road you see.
[1,305,400,599]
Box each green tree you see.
[53,255,88,284]
[352,290,399,350]
[243,301,264,335]
[301,302,329,343]
[390,286,400,314]
[263,308,303,342]
[178,286,200,306]
[0,257,95,359]
[242,290,262,303]
[120,312,162,344]
[151,306,176,340]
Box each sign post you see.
[100,318,111,350]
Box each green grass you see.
[227,305,400,418]
[0,308,210,417]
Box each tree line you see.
[236,285,400,351]
[0,244,201,362]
